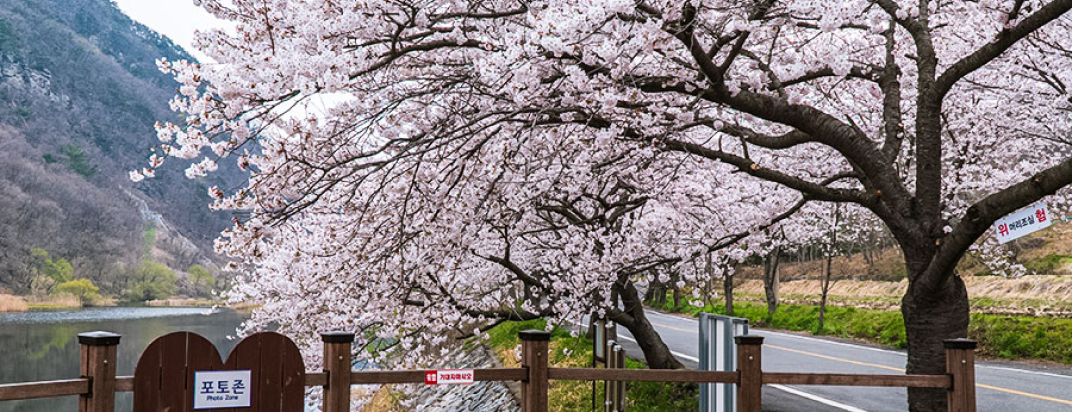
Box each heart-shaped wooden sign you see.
[133,331,306,411]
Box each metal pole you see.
[614,344,626,411]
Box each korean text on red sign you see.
[994,202,1052,244]
[424,369,475,385]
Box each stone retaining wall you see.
[409,345,520,411]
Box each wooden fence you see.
[0,330,977,412]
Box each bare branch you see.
[935,0,1072,100]
[920,158,1072,296]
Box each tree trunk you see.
[818,254,832,332]
[723,271,734,316]
[704,252,716,308]
[610,280,685,369]
[862,245,875,271]
[819,204,841,332]
[903,273,970,412]
[645,275,665,306]
[763,246,781,316]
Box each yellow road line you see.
[765,344,1072,407]
[767,344,904,373]
[650,322,694,333]
[975,384,1072,407]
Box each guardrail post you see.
[520,330,550,412]
[321,332,354,412]
[78,331,119,412]
[944,339,977,412]
[604,340,617,412]
[613,344,626,411]
[735,335,763,412]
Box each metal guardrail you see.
[699,313,749,412]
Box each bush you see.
[188,264,214,286]
[30,248,73,284]
[124,261,177,301]
[53,279,102,304]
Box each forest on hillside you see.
[0,0,244,299]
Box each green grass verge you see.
[655,299,1072,365]
[969,315,1072,363]
[485,319,698,411]
[1022,253,1072,274]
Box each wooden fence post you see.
[944,339,977,412]
[520,330,550,412]
[735,335,763,412]
[321,331,354,412]
[78,331,119,412]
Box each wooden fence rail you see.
[0,330,977,412]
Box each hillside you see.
[727,222,1072,317]
[0,0,243,295]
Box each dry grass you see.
[358,387,404,412]
[965,275,1072,300]
[737,275,1072,316]
[26,293,82,309]
[0,294,29,312]
[739,278,905,298]
[1010,222,1072,275]
[146,298,215,307]
[738,275,1072,303]
[740,222,1072,282]
[227,301,263,314]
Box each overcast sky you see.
[112,0,228,61]
[112,0,345,115]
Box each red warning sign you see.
[424,369,474,385]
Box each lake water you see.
[0,306,248,412]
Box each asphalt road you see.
[610,310,1072,411]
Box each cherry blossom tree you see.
[144,1,1072,410]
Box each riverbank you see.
[145,298,261,314]
[0,294,28,312]
[653,299,1072,365]
[0,293,110,311]
[145,298,216,307]
[0,294,238,313]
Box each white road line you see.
[617,319,872,412]
[982,365,1072,380]
[646,311,905,356]
[752,329,905,356]
[620,333,869,411]
[648,310,1072,380]
[616,334,700,362]
[769,385,870,412]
